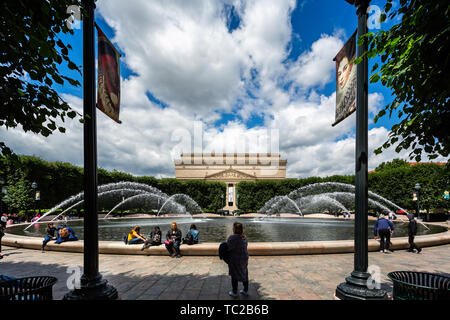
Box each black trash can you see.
[0,276,58,300]
[388,271,450,300]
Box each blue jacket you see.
[374,218,395,236]
[187,229,199,242]
[55,226,78,244]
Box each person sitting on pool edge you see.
[182,224,199,245]
[141,226,162,250]
[41,222,57,251]
[165,222,182,258]
[125,226,147,245]
[55,223,78,244]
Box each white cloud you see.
[3,0,446,180]
[97,0,250,118]
[287,33,344,89]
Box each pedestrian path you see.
[1,244,449,300]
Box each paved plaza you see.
[1,244,449,300]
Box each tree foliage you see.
[0,155,226,213]
[1,155,447,214]
[236,176,355,212]
[375,158,409,171]
[0,0,83,156]
[359,0,450,162]
[2,171,33,213]
[237,160,448,212]
[369,160,449,212]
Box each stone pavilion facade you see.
[174,153,287,211]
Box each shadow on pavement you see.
[0,251,264,300]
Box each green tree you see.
[375,158,409,172]
[3,172,34,213]
[0,0,83,157]
[359,0,450,162]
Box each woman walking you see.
[0,213,7,259]
[227,222,249,297]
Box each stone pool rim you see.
[3,215,450,256]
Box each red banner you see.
[96,25,122,124]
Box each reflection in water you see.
[9,217,445,243]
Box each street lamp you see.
[335,0,387,300]
[64,0,117,300]
[415,183,421,220]
[31,182,38,218]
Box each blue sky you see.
[3,0,435,178]
[56,0,398,130]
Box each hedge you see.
[1,155,447,214]
[0,155,225,212]
[236,163,449,212]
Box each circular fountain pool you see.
[7,216,447,242]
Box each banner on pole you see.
[96,25,122,124]
[332,30,357,127]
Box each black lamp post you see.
[64,0,117,300]
[335,0,387,300]
[31,182,38,217]
[415,183,421,220]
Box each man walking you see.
[0,213,7,259]
[407,213,422,253]
[374,213,395,253]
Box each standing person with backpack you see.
[141,226,162,251]
[227,222,249,297]
[0,213,7,259]
[374,213,395,253]
[407,213,422,253]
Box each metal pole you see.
[417,190,420,220]
[353,0,369,278]
[82,0,98,285]
[64,0,117,300]
[336,0,386,300]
